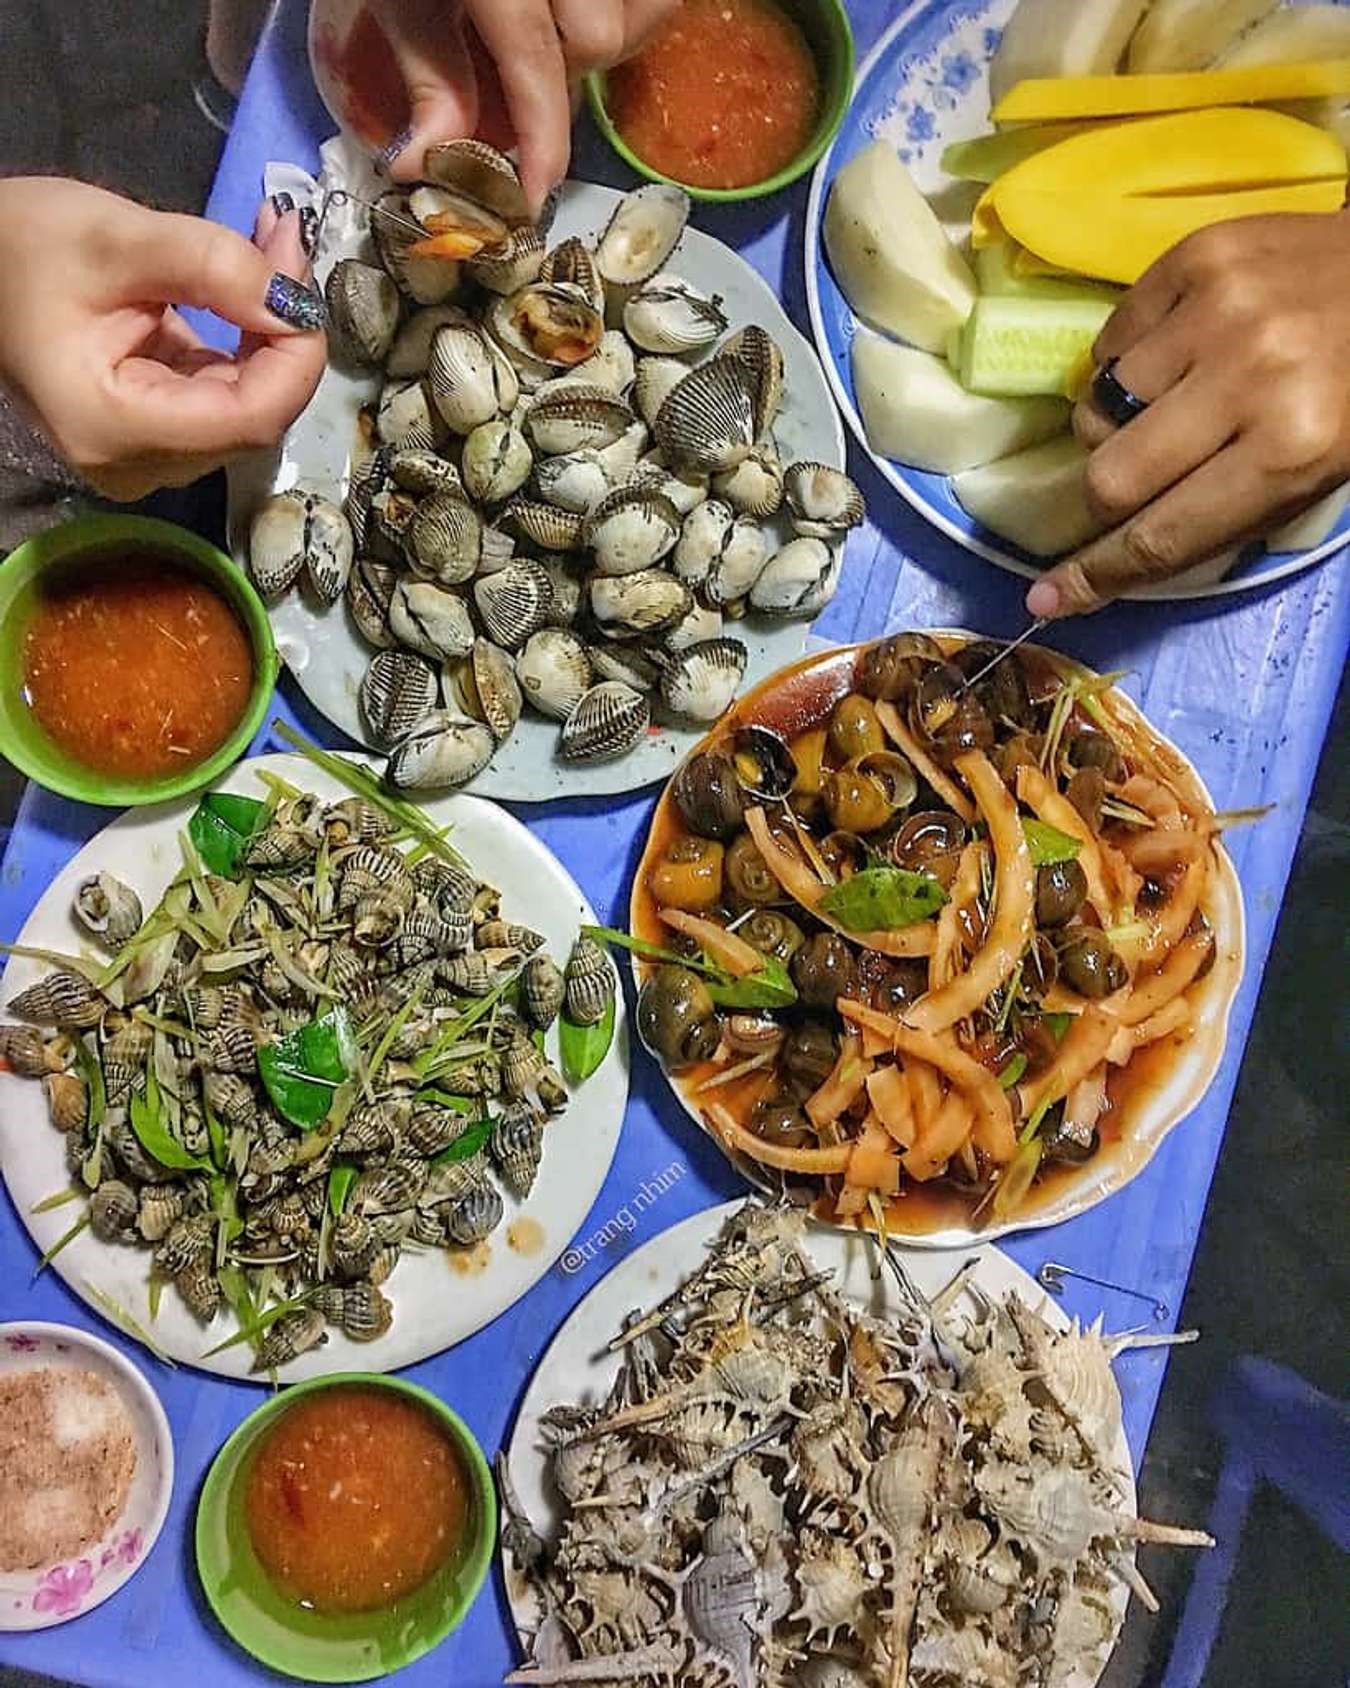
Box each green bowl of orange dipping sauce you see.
[196,1374,497,1682]
[587,0,854,202]
[0,513,277,807]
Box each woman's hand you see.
[1027,211,1350,619]
[377,0,680,212]
[0,179,327,503]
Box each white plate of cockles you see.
[228,141,858,803]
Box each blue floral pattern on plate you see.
[804,0,1350,598]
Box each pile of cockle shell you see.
[500,1204,1210,1688]
[247,142,865,789]
[0,789,614,1373]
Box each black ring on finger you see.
[1091,357,1150,427]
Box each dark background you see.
[0,2,1346,1684]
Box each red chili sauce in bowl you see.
[20,546,254,783]
[607,0,822,191]
[244,1385,471,1615]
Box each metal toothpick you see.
[319,188,427,245]
[1037,1260,1168,1322]
[956,617,1050,694]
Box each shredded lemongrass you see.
[1101,798,1156,828]
[81,1280,177,1365]
[30,1186,82,1214]
[694,1046,782,1092]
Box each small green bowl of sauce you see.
[0,514,277,807]
[196,1373,496,1682]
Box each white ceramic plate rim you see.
[0,1320,174,1631]
[632,633,1247,1249]
[503,1198,1133,1688]
[227,179,847,801]
[802,1,1348,600]
[0,753,630,1380]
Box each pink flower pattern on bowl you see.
[3,1333,41,1353]
[32,1560,94,1618]
[99,1529,144,1571]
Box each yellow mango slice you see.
[992,56,1350,122]
[993,179,1346,284]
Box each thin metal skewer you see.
[321,187,427,243]
[956,617,1050,693]
[1037,1260,1169,1322]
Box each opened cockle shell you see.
[623,274,727,356]
[672,497,735,586]
[466,225,545,295]
[474,558,554,650]
[525,384,635,457]
[569,329,637,397]
[533,448,611,516]
[450,637,523,742]
[385,304,472,378]
[423,139,531,227]
[502,496,585,553]
[462,419,533,504]
[360,649,439,749]
[583,485,681,576]
[372,190,462,305]
[326,258,400,365]
[538,236,606,313]
[369,481,418,555]
[347,554,398,649]
[515,628,593,720]
[385,709,495,790]
[721,324,786,437]
[705,515,770,606]
[596,183,691,290]
[657,637,748,722]
[409,183,511,261]
[388,579,476,660]
[713,445,784,517]
[785,462,866,538]
[375,377,442,452]
[559,681,650,762]
[749,536,840,616]
[653,356,757,473]
[487,282,605,375]
[589,568,692,635]
[427,322,503,435]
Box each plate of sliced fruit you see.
[805,0,1350,596]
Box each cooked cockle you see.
[503,1204,1210,1688]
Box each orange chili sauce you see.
[607,0,821,191]
[21,548,253,783]
[632,641,1217,1237]
[244,1386,470,1615]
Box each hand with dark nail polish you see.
[0,178,327,501]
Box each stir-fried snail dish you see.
[627,633,1238,1231]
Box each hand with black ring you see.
[1026,210,1350,619]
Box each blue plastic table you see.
[1,2,1347,1683]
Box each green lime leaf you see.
[560,993,616,1084]
[816,867,948,932]
[581,924,724,980]
[257,1007,355,1130]
[706,954,798,1011]
[416,1090,478,1114]
[328,1161,359,1217]
[129,1066,210,1172]
[1043,1011,1073,1043]
[433,1113,495,1165]
[998,1051,1029,1090]
[1023,818,1083,867]
[188,792,267,879]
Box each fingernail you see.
[269,191,296,216]
[376,127,413,171]
[298,206,320,257]
[265,272,327,330]
[1026,580,1060,618]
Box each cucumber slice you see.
[1215,5,1350,65]
[957,296,1114,398]
[976,241,1124,306]
[953,436,1104,556]
[852,336,1071,474]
